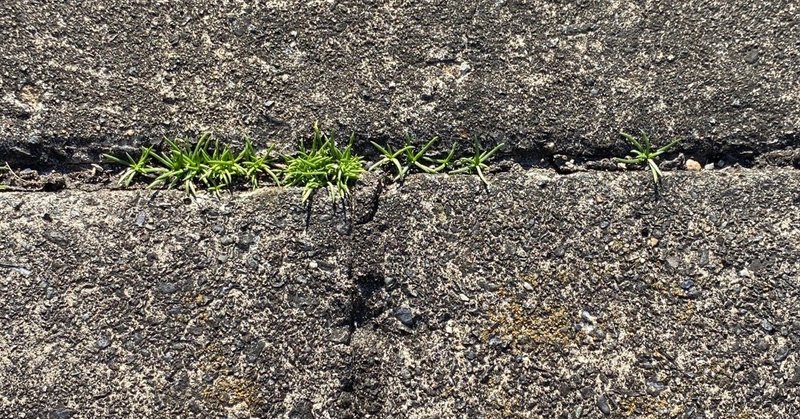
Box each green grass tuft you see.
[614,130,680,184]
[283,123,364,203]
[103,134,282,195]
[102,146,158,187]
[450,139,505,187]
[370,136,456,182]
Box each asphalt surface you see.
[1,168,798,417]
[1,1,798,165]
[1,2,799,418]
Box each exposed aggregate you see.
[0,168,798,417]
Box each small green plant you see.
[239,140,281,189]
[104,134,282,195]
[102,146,158,187]
[369,142,412,180]
[150,135,214,195]
[615,130,680,184]
[370,136,456,181]
[283,123,364,203]
[450,139,505,186]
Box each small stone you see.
[237,234,255,250]
[488,335,508,351]
[522,282,534,292]
[589,327,606,340]
[553,154,585,173]
[685,159,702,171]
[679,279,695,290]
[134,211,146,227]
[648,237,659,247]
[159,282,178,294]
[686,288,702,299]
[597,395,611,415]
[666,256,679,269]
[704,162,715,171]
[330,327,350,345]
[581,310,597,324]
[96,336,111,350]
[394,307,415,327]
[458,293,470,302]
[761,319,775,333]
[744,48,759,64]
[11,267,31,277]
[246,340,266,362]
[646,380,667,395]
[246,255,260,270]
[48,407,77,419]
[774,345,790,363]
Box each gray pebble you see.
[48,407,77,419]
[96,336,111,350]
[134,211,146,227]
[646,380,667,395]
[394,307,415,327]
[237,233,255,250]
[761,319,775,333]
[597,395,611,415]
[774,345,790,363]
[159,282,178,294]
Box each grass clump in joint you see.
[102,146,158,187]
[103,134,281,195]
[370,136,456,182]
[450,139,505,187]
[283,123,364,203]
[615,130,680,184]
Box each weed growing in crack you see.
[103,134,282,195]
[149,134,216,195]
[283,123,364,203]
[370,136,456,182]
[615,130,680,184]
[450,139,505,187]
[102,146,158,187]
[369,142,412,181]
[241,143,281,189]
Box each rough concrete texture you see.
[2,168,799,417]
[1,1,799,165]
